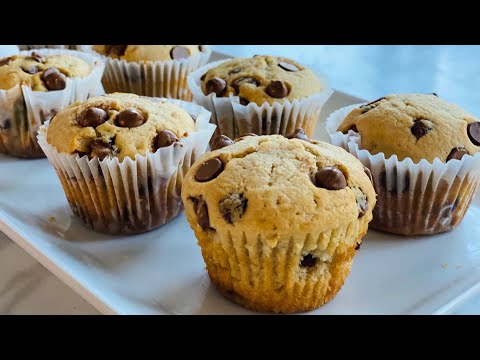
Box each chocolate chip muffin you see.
[82,45,211,100]
[0,49,103,158]
[181,131,376,313]
[338,94,480,163]
[39,93,215,234]
[92,45,204,62]
[189,57,331,142]
[328,93,480,235]
[200,56,323,106]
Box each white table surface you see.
[1,45,479,315]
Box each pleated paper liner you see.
[326,104,480,235]
[196,218,370,313]
[0,49,105,158]
[78,45,212,101]
[37,99,216,235]
[188,59,333,142]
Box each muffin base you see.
[53,163,185,234]
[371,172,480,236]
[195,219,368,314]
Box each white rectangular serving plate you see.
[1,87,480,315]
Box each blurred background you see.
[213,45,480,116]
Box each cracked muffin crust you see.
[200,56,324,106]
[0,52,91,91]
[181,132,376,313]
[92,45,204,62]
[338,94,480,163]
[46,92,195,161]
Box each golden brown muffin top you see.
[200,56,324,106]
[0,52,91,91]
[338,94,480,163]
[181,132,376,236]
[47,93,196,161]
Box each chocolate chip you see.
[411,119,431,140]
[286,128,309,142]
[360,97,385,109]
[219,194,247,223]
[467,122,480,145]
[195,158,224,182]
[231,77,259,94]
[0,57,13,67]
[155,129,178,149]
[447,147,469,161]
[206,78,226,97]
[78,107,108,127]
[200,73,207,81]
[192,198,211,230]
[115,109,146,128]
[239,97,250,106]
[0,119,11,130]
[198,45,206,52]
[228,68,241,75]
[315,167,347,190]
[430,92,438,97]
[363,166,373,184]
[90,139,113,159]
[170,46,190,60]
[29,52,45,63]
[211,135,234,150]
[278,61,299,72]
[42,68,67,91]
[265,80,289,98]
[300,254,317,268]
[107,45,127,57]
[22,65,38,74]
[355,242,362,250]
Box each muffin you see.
[188,56,332,142]
[327,93,480,235]
[37,93,215,234]
[80,45,211,100]
[0,49,104,158]
[181,131,376,313]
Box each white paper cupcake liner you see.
[78,45,212,100]
[0,48,105,158]
[37,100,216,235]
[190,215,369,313]
[188,59,333,141]
[326,103,480,235]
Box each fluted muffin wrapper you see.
[326,103,480,235]
[37,99,215,235]
[0,49,105,158]
[188,59,333,142]
[78,45,212,101]
[195,218,370,313]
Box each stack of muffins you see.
[1,45,479,314]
